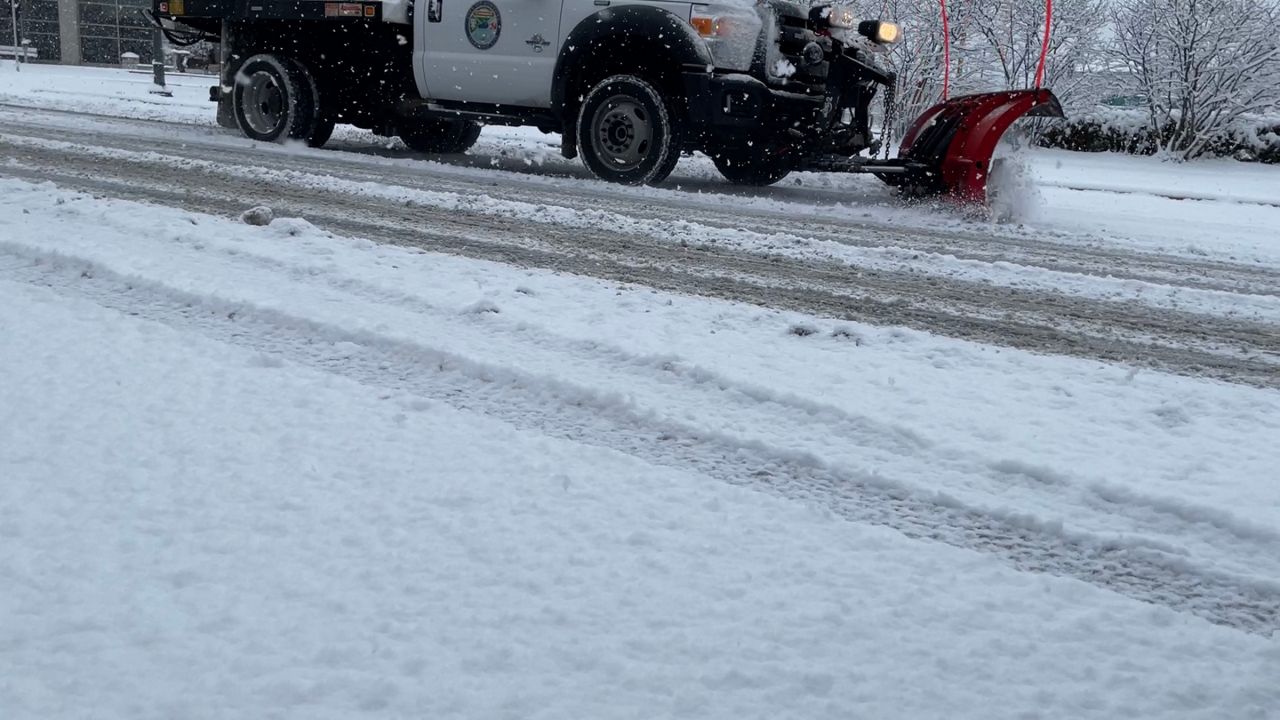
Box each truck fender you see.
[551,5,713,119]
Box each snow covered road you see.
[5,230,1280,634]
[3,66,1280,718]
[2,105,1278,387]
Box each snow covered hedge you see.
[1037,107,1280,163]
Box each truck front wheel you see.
[399,119,483,154]
[577,75,681,186]
[232,54,316,143]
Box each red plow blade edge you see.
[890,89,1065,204]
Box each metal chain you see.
[880,79,896,159]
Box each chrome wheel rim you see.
[590,95,653,171]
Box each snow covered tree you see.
[966,0,1107,108]
[859,0,1106,142]
[874,0,954,140]
[1108,0,1280,159]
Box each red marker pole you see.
[939,0,950,100]
[1034,0,1053,88]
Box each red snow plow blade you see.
[882,89,1065,204]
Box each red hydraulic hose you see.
[939,0,950,100]
[1034,0,1053,88]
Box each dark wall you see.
[2,0,63,62]
[79,0,151,64]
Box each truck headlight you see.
[690,4,763,72]
[812,4,901,45]
[858,20,900,44]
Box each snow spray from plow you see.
[868,0,1063,205]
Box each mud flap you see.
[216,89,238,130]
[890,89,1064,204]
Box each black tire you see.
[399,119,483,154]
[291,58,335,148]
[307,115,336,148]
[576,75,681,185]
[232,54,316,143]
[711,141,793,186]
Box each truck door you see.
[417,0,564,108]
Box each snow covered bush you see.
[1236,120,1280,163]
[1107,0,1280,160]
[1207,116,1280,163]
[1035,106,1162,154]
[1037,107,1280,163]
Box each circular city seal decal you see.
[465,1,501,50]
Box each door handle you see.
[428,0,443,22]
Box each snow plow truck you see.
[151,0,1063,204]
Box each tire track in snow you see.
[2,245,1278,637]
[14,185,1275,580]
[4,103,1279,298]
[4,140,1280,390]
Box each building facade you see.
[3,0,155,65]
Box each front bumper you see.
[682,71,826,133]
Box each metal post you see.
[214,18,238,128]
[149,26,172,95]
[9,0,19,72]
[57,0,79,65]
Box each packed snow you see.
[2,63,1279,719]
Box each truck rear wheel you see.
[576,75,681,186]
[711,142,793,186]
[307,116,336,148]
[293,59,335,148]
[399,119,483,154]
[232,54,316,143]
